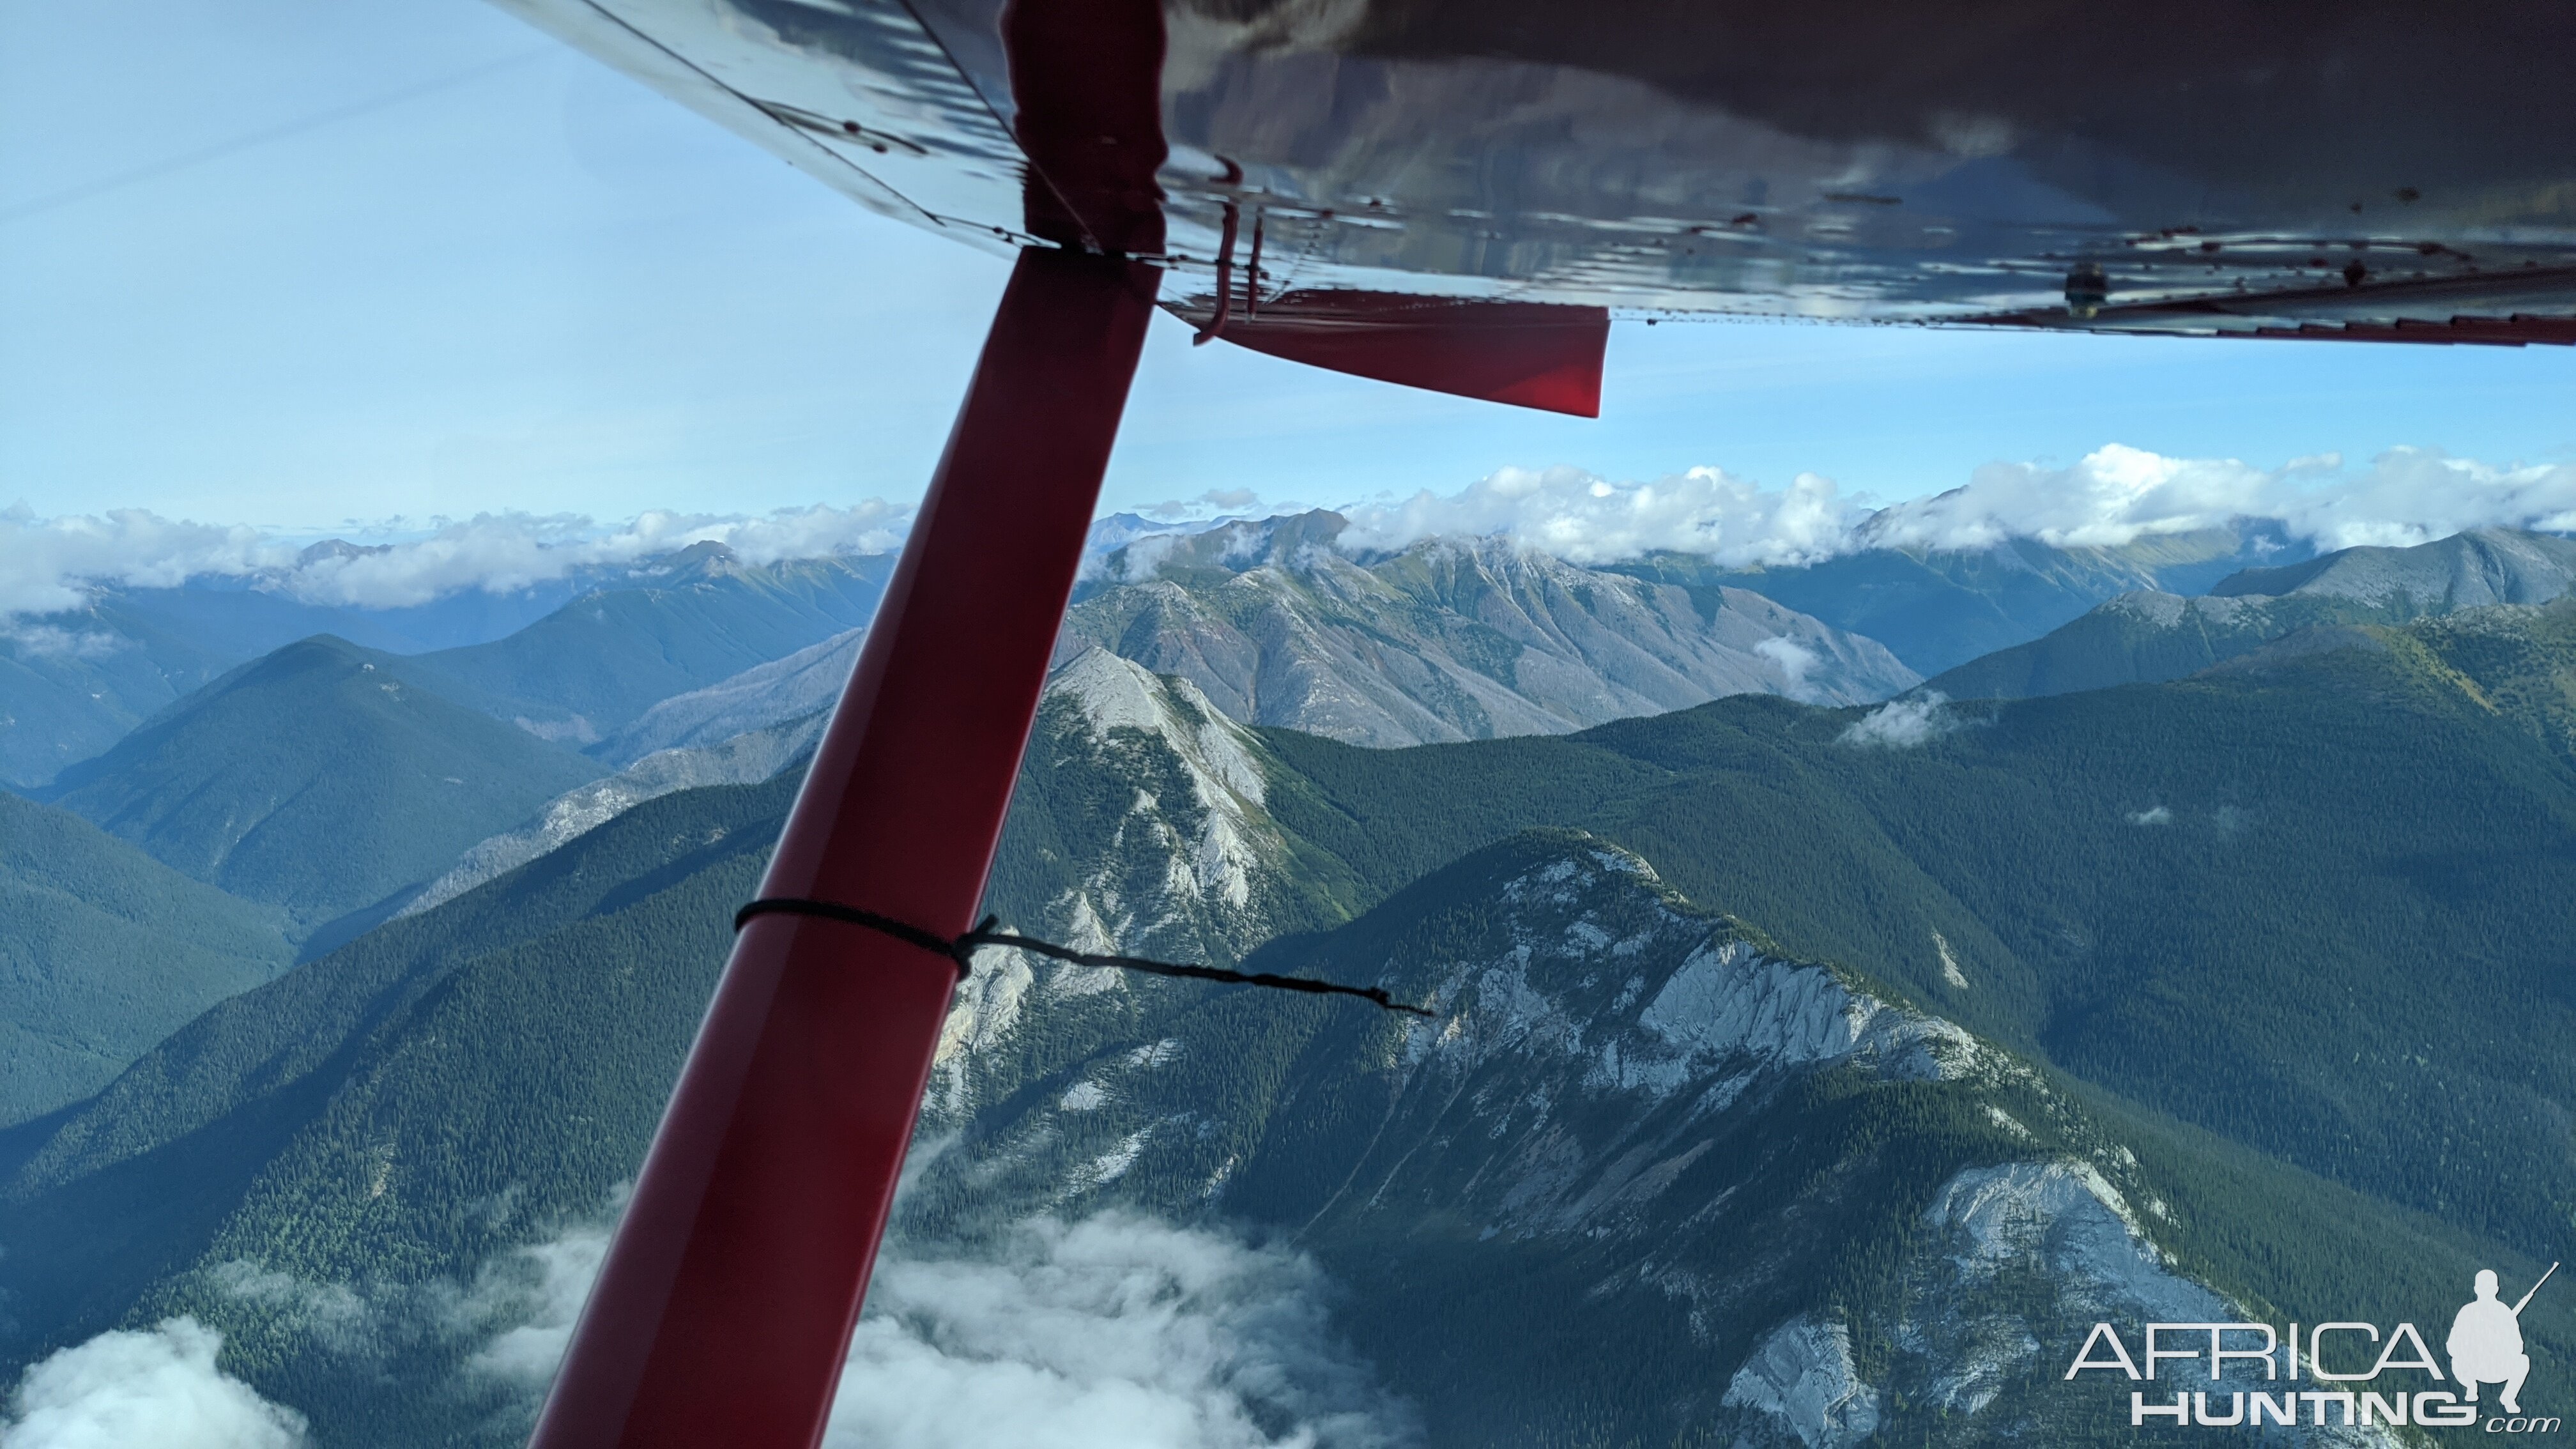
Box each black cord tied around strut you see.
[733,897,1436,1017]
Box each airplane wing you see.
[494,0,2576,413]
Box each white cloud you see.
[0,1317,308,1449]
[207,1262,377,1359]
[1335,446,2576,567]
[825,1215,1414,1449]
[2126,806,2173,826]
[1338,463,1850,567]
[448,1211,1413,1449]
[0,623,127,660]
[0,501,910,619]
[0,505,294,617]
[288,504,911,610]
[1841,693,1958,749]
[455,1225,613,1388]
[1144,488,1262,520]
[2280,449,2576,550]
[1753,637,1820,702]
[1109,532,1191,583]
[1858,445,2282,553]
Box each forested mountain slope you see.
[36,636,605,931]
[2400,600,2576,763]
[1252,627,2576,1255]
[2212,525,2576,609]
[1925,590,2384,700]
[0,652,1348,1443]
[0,792,291,1127]
[4,629,2568,1445]
[0,597,255,792]
[397,707,828,921]
[1928,528,2576,702]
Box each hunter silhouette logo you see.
[2453,1264,2555,1415]
[2064,1261,2561,1432]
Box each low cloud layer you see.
[0,1317,308,1449]
[827,1215,1414,1449]
[1337,446,2576,567]
[454,1224,614,1389]
[1753,636,1821,702]
[441,1210,1413,1449]
[1841,694,1959,749]
[0,501,908,618]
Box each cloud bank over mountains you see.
[0,501,910,618]
[1337,446,2576,567]
[6,445,2571,620]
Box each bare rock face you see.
[932,650,1317,1116]
[1063,513,1918,747]
[1725,1317,1882,1449]
[595,626,863,766]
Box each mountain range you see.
[0,555,640,792]
[1065,512,1919,747]
[7,594,2573,1445]
[595,513,1934,763]
[1930,526,2576,702]
[1614,523,2306,677]
[0,518,1917,1137]
[0,545,891,788]
[385,546,891,744]
[34,637,606,933]
[4,518,2574,1447]
[0,514,2340,788]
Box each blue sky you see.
[4,0,2573,536]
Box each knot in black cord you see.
[733,898,1434,1017]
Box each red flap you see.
[1181,290,1609,417]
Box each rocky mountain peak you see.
[646,539,742,578]
[1045,648,1268,808]
[1372,834,1980,1117]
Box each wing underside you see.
[490,0,2576,410]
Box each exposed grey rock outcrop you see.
[1725,1317,1883,1448]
